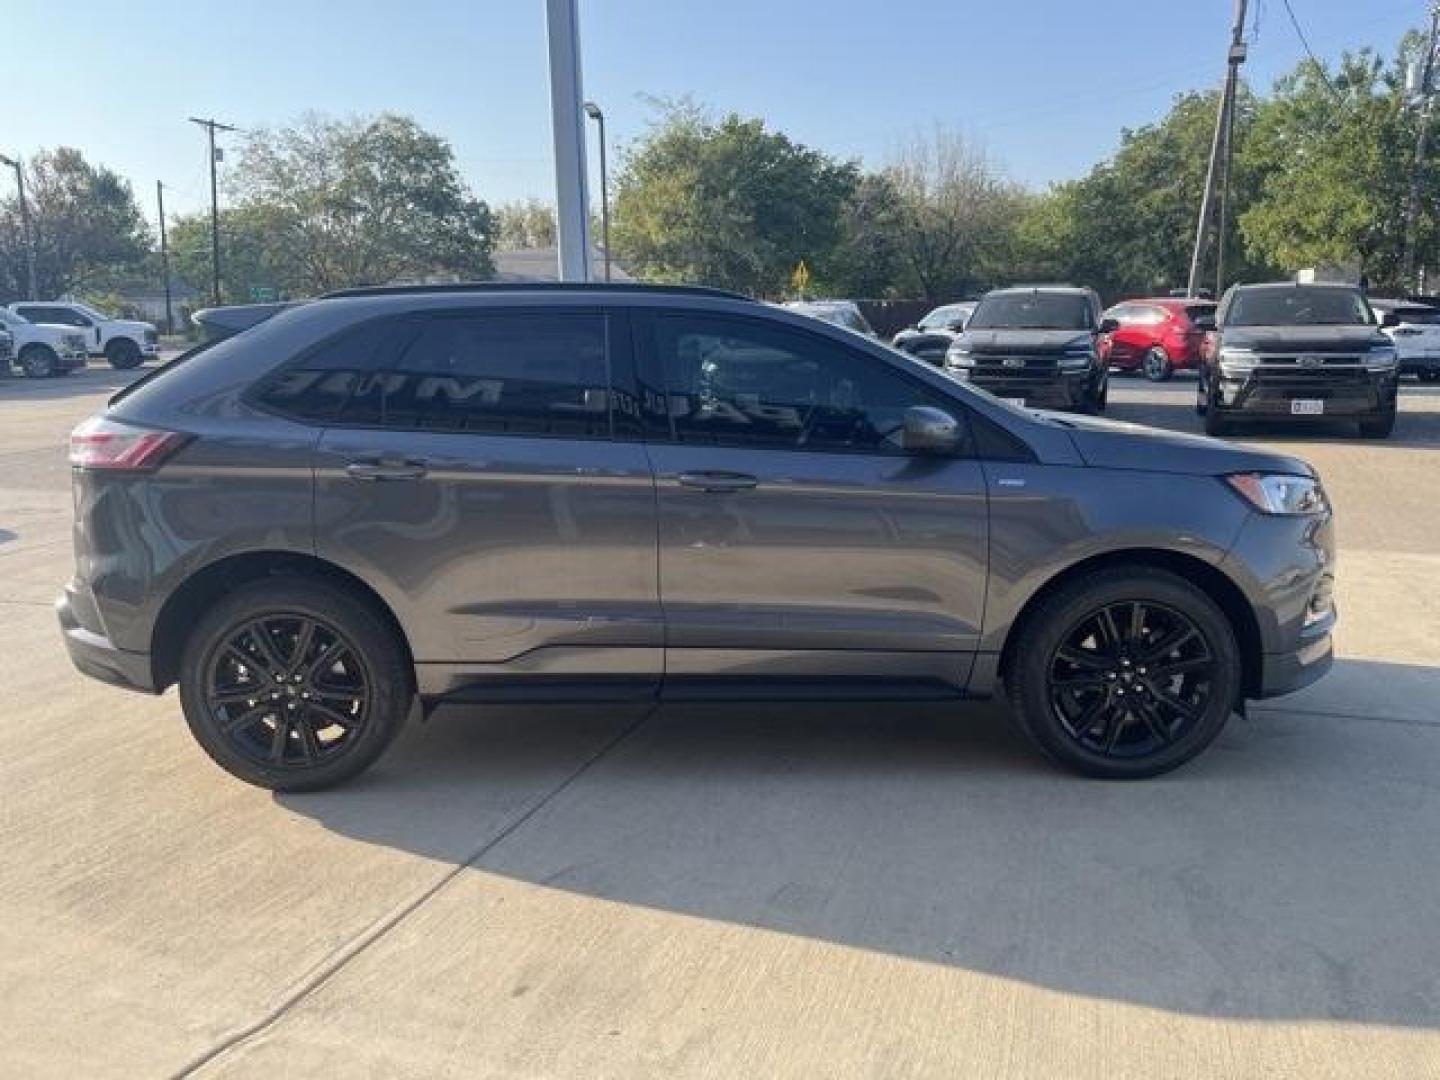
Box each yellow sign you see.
[791,259,811,295]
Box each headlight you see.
[1218,346,1258,374]
[1225,473,1328,515]
[1365,344,1399,372]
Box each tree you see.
[494,198,557,250]
[883,129,1024,301]
[817,172,907,298]
[224,113,494,295]
[1240,49,1418,288]
[0,148,150,302]
[611,103,859,296]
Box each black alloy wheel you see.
[1046,600,1215,758]
[1143,346,1172,382]
[203,614,370,771]
[1005,567,1241,778]
[179,579,410,790]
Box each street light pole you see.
[584,101,611,281]
[0,153,38,300]
[156,180,174,335]
[545,0,592,282]
[188,117,237,305]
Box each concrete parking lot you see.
[2,363,1438,1078]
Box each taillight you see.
[69,416,189,471]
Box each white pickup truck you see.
[0,308,90,377]
[8,300,158,370]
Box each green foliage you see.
[612,104,859,296]
[495,198,558,250]
[0,148,150,302]
[221,113,495,296]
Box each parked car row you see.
[791,278,1414,439]
[0,301,159,378]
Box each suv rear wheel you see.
[1005,567,1241,779]
[106,338,143,370]
[178,578,410,791]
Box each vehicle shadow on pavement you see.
[279,656,1440,1029]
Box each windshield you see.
[969,293,1092,330]
[1227,287,1371,327]
[919,304,970,330]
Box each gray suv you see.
[59,284,1336,789]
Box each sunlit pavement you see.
[2,365,1437,1077]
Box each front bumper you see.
[1399,354,1440,375]
[1213,368,1397,418]
[1259,613,1334,697]
[57,589,157,693]
[952,367,1094,409]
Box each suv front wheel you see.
[178,578,410,790]
[1005,567,1241,779]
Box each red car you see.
[1100,298,1217,381]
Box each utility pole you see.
[156,181,174,336]
[584,101,612,281]
[545,0,592,282]
[0,153,38,300]
[1403,3,1440,293]
[188,117,236,305]
[1188,0,1249,298]
[1215,66,1240,297]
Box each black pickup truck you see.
[943,286,1112,413]
[1196,283,1399,439]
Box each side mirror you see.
[902,406,963,455]
[1192,315,1217,332]
[1098,317,1120,334]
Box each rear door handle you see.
[344,459,429,482]
[676,470,758,493]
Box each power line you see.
[1279,0,1350,110]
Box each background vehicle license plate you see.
[1291,399,1324,415]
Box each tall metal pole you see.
[1187,0,1248,298]
[545,0,592,282]
[1215,81,1239,297]
[0,154,38,300]
[189,117,236,305]
[1403,4,1440,292]
[156,181,174,336]
[585,102,612,281]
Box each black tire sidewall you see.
[178,579,410,791]
[1144,347,1172,381]
[21,346,56,378]
[1007,568,1241,779]
[107,340,143,370]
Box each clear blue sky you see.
[0,0,1424,227]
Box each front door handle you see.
[344,459,429,482]
[676,470,758,493]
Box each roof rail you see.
[320,281,755,302]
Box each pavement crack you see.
[172,702,659,1078]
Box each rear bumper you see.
[57,590,158,693]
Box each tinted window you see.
[21,305,87,327]
[969,293,1093,330]
[255,311,613,437]
[1226,287,1371,327]
[1394,306,1440,325]
[650,314,958,454]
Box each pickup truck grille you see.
[1252,352,1366,368]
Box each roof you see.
[985,284,1091,296]
[321,281,750,302]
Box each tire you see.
[1004,566,1242,779]
[178,578,411,791]
[1142,346,1173,382]
[1358,405,1396,440]
[106,339,143,370]
[1203,406,1231,436]
[1195,370,1210,415]
[19,345,57,378]
[1418,370,1439,384]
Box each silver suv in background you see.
[61,284,1335,790]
